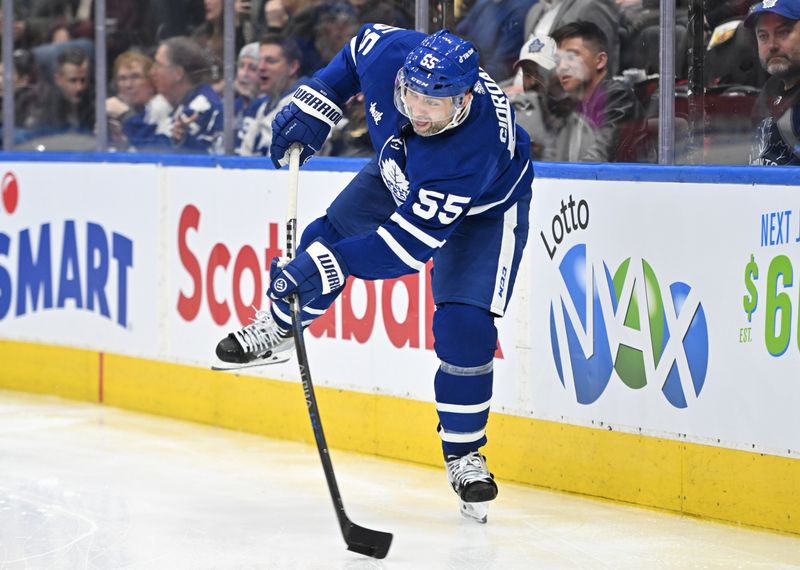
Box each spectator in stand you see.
[235,42,261,110]
[268,0,322,33]
[192,0,251,80]
[29,45,94,135]
[6,0,93,48]
[747,0,800,165]
[260,0,292,33]
[0,50,39,138]
[147,36,223,153]
[105,51,173,150]
[321,92,379,158]
[233,42,261,147]
[311,3,360,71]
[703,0,766,88]
[105,1,158,65]
[523,0,622,75]
[151,0,206,41]
[48,20,73,44]
[617,0,688,76]
[0,7,31,48]
[237,34,305,155]
[505,35,574,159]
[276,0,327,76]
[550,21,644,162]
[350,0,412,28]
[259,0,399,35]
[455,0,537,82]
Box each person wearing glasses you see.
[105,51,173,151]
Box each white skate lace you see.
[236,308,289,355]
[447,452,491,491]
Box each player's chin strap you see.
[437,95,474,135]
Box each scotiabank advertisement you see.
[165,166,521,402]
[0,164,160,356]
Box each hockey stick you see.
[284,145,393,559]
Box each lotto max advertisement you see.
[529,178,800,458]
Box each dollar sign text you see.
[743,253,759,322]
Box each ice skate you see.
[458,500,491,524]
[446,451,498,523]
[213,308,294,370]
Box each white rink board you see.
[530,178,800,457]
[0,163,161,356]
[165,166,524,404]
[1,161,798,458]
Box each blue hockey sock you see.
[432,304,497,457]
[435,362,493,457]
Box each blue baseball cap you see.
[745,0,800,28]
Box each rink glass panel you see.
[0,0,771,164]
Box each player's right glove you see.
[268,239,348,304]
[270,78,344,169]
[267,238,349,306]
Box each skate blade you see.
[211,353,292,371]
[459,500,489,524]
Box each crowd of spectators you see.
[0,0,794,164]
[494,0,791,164]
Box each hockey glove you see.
[268,239,348,304]
[270,78,344,169]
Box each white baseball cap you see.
[514,35,557,71]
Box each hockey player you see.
[215,25,534,523]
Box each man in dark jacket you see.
[29,45,94,134]
[550,20,644,162]
[747,0,800,165]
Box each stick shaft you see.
[284,144,353,534]
[286,145,301,260]
[282,146,392,558]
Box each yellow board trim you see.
[1,339,798,535]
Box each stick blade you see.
[344,523,393,559]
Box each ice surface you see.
[1,390,798,569]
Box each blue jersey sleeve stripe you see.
[376,227,426,271]
[467,160,530,216]
[389,212,446,248]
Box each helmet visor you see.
[394,68,468,136]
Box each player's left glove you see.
[268,239,349,303]
[270,78,344,169]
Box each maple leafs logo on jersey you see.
[379,134,410,204]
[188,93,212,114]
[380,158,410,202]
[369,102,383,124]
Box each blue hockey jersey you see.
[127,84,222,153]
[314,24,533,280]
